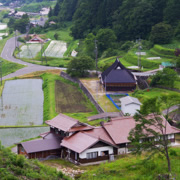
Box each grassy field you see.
[79,147,180,180]
[130,88,180,110]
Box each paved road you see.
[1,36,65,80]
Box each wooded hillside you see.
[49,0,180,40]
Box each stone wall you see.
[61,72,104,113]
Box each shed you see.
[120,96,141,116]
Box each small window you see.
[86,152,98,159]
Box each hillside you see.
[0,144,70,180]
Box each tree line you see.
[49,0,180,42]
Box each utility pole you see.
[0,60,2,86]
[137,38,142,70]
[95,39,98,74]
[14,30,17,50]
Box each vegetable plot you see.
[0,79,44,126]
[17,44,41,58]
[43,40,67,58]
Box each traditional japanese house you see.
[100,58,136,91]
[28,34,44,43]
[18,114,180,164]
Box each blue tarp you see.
[106,93,129,110]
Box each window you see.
[86,152,98,159]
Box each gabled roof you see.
[21,137,61,153]
[120,96,141,106]
[102,115,180,145]
[61,132,99,153]
[29,34,44,42]
[101,58,135,83]
[61,126,118,154]
[45,113,79,132]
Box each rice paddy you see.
[17,43,41,58]
[43,40,67,58]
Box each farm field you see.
[43,40,67,58]
[55,80,94,113]
[0,126,49,147]
[17,43,41,59]
[0,79,44,126]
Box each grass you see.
[0,147,70,180]
[79,147,180,180]
[130,88,180,110]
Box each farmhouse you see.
[28,34,44,43]
[100,58,136,91]
[120,96,141,116]
[17,114,180,165]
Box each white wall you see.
[121,103,140,116]
[79,146,113,159]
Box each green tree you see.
[54,33,59,40]
[14,14,30,33]
[96,28,117,54]
[128,96,180,173]
[84,33,96,58]
[67,56,94,77]
[150,22,172,44]
[150,68,178,88]
[7,17,15,29]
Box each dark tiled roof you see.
[101,58,135,83]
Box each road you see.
[1,36,159,80]
[1,36,65,80]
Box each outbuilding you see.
[100,58,136,91]
[120,96,141,116]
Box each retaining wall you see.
[61,72,104,113]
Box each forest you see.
[48,0,180,41]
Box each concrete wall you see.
[79,146,113,159]
[61,71,104,113]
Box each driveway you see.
[1,36,66,80]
